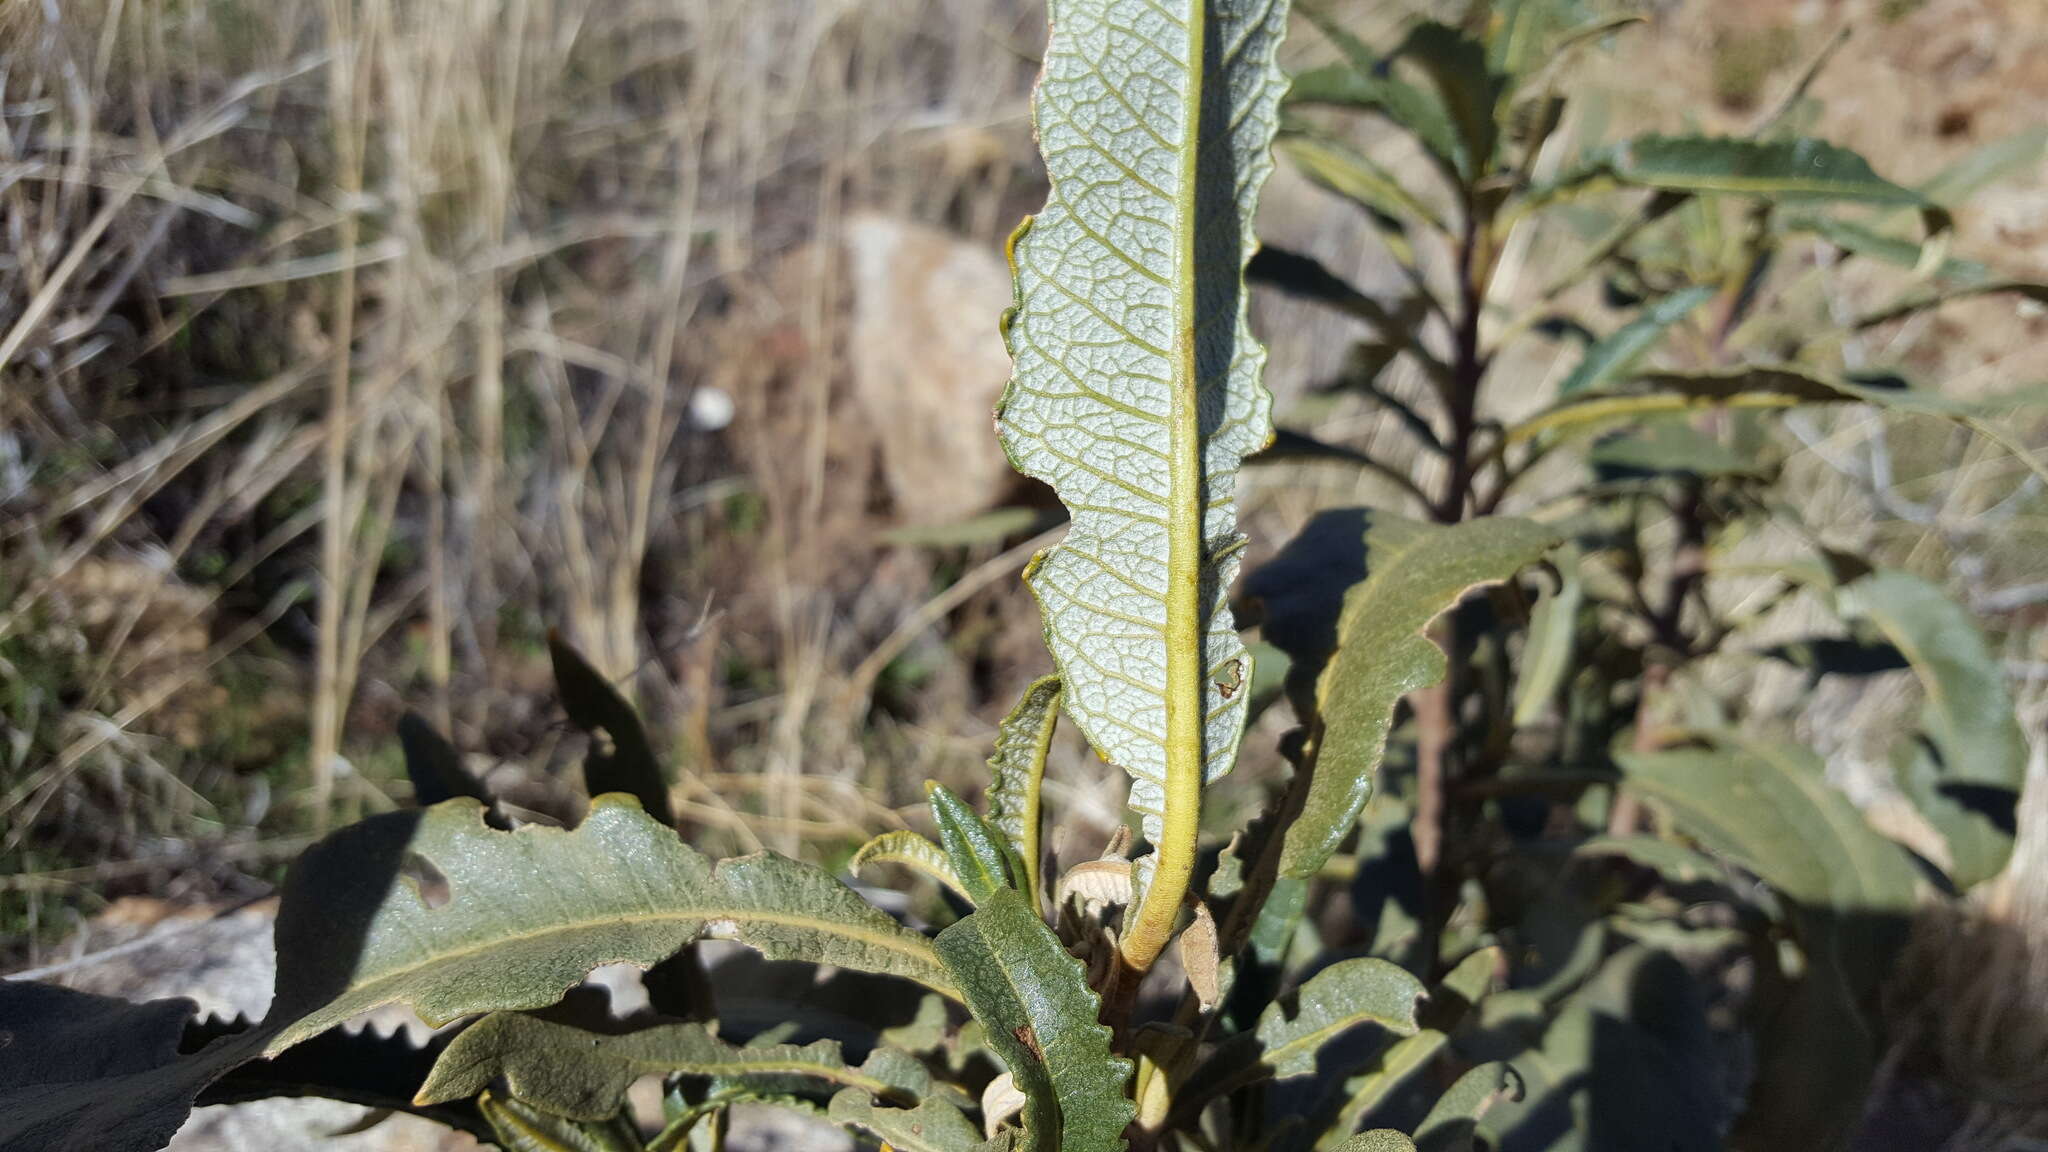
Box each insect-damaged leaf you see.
[934,889,1134,1152]
[996,0,1285,889]
[828,1091,987,1152]
[266,796,956,1054]
[1616,732,1921,915]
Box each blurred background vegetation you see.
[2,0,2045,1063]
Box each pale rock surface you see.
[842,212,1017,528]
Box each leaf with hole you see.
[272,797,957,1055]
[827,1091,986,1152]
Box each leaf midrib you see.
[272,905,955,1051]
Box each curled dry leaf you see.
[1179,902,1222,1012]
[981,1072,1027,1140]
[1057,858,1136,915]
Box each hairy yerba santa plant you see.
[0,2,1545,1151]
[1234,3,2048,1148]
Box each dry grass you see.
[0,0,1054,953]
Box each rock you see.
[842,212,1018,528]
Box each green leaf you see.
[1834,569,2024,888]
[1333,1134,1418,1152]
[1779,212,1989,280]
[479,1090,644,1152]
[1587,422,1761,479]
[827,1091,985,1152]
[1582,134,1926,205]
[1487,0,1572,78]
[997,0,1287,965]
[1895,742,2014,893]
[265,795,955,1055]
[1246,249,1442,381]
[1314,948,1496,1150]
[549,631,673,825]
[1835,569,2027,794]
[1918,123,2048,207]
[1854,279,2048,330]
[1414,1062,1519,1152]
[196,1016,485,1138]
[1256,959,1425,1078]
[1288,8,1461,177]
[418,1014,929,1123]
[1554,285,1714,398]
[1255,512,1560,877]
[1512,543,1581,726]
[934,889,1134,1152]
[851,830,970,900]
[1385,22,1503,179]
[883,507,1058,548]
[929,783,1019,904]
[1184,958,1423,1113]
[1463,947,1722,1152]
[984,675,1062,902]
[0,982,499,1152]
[1279,133,1447,232]
[1615,732,1921,913]
[1507,366,2041,443]
[1286,66,1459,177]
[1573,835,1726,886]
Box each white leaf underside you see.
[998,0,1284,857]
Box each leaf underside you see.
[996,0,1286,861]
[984,675,1063,899]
